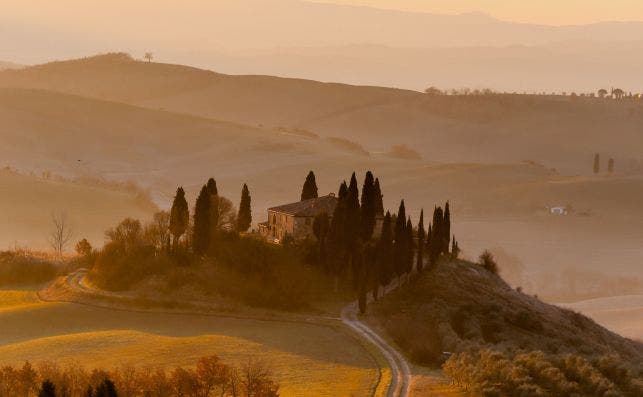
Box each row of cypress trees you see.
[307,170,460,313]
[168,178,252,256]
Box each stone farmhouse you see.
[259,194,384,242]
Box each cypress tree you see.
[443,201,451,255]
[405,217,414,276]
[426,223,432,251]
[393,200,407,282]
[429,206,444,266]
[301,171,319,201]
[193,184,211,255]
[207,178,220,243]
[328,182,348,289]
[360,171,377,240]
[608,158,615,174]
[416,209,425,272]
[593,153,600,174]
[346,173,362,289]
[38,380,56,397]
[377,211,394,290]
[373,178,384,217]
[207,178,218,195]
[169,187,189,252]
[237,183,252,232]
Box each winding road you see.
[53,269,412,397]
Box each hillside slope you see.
[365,261,643,393]
[0,168,155,249]
[2,54,643,174]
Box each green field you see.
[0,289,380,396]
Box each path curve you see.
[341,302,411,397]
[47,269,411,396]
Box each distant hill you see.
[2,54,643,174]
[0,61,22,71]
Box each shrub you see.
[0,251,58,286]
[478,250,498,274]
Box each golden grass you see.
[0,297,379,396]
[0,289,44,310]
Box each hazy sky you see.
[315,0,643,25]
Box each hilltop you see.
[365,260,643,394]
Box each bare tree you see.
[144,52,153,63]
[49,211,74,258]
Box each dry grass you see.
[0,289,379,396]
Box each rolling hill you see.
[2,54,643,175]
[0,168,156,250]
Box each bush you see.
[0,251,58,286]
[444,350,637,396]
[478,250,498,274]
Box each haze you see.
[0,1,642,395]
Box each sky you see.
[313,0,643,25]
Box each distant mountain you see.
[5,0,643,63]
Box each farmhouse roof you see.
[268,194,337,217]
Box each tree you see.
[593,153,600,174]
[196,355,229,397]
[143,211,170,252]
[75,239,93,257]
[207,178,220,243]
[327,181,348,290]
[373,178,384,216]
[405,217,414,276]
[612,88,625,99]
[169,187,189,252]
[143,52,153,63]
[393,200,407,283]
[346,173,362,289]
[451,236,461,260]
[598,88,608,98]
[416,210,425,272]
[49,211,74,258]
[443,201,451,255]
[479,250,498,274]
[608,158,615,174]
[38,380,56,397]
[301,171,319,201]
[377,212,394,291]
[429,207,444,266]
[105,218,144,252]
[360,171,377,240]
[193,185,212,255]
[237,184,252,232]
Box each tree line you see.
[168,178,252,257]
[304,170,460,313]
[4,356,278,397]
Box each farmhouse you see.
[259,194,338,241]
[259,194,386,242]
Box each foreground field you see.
[0,289,379,396]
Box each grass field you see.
[0,289,380,396]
